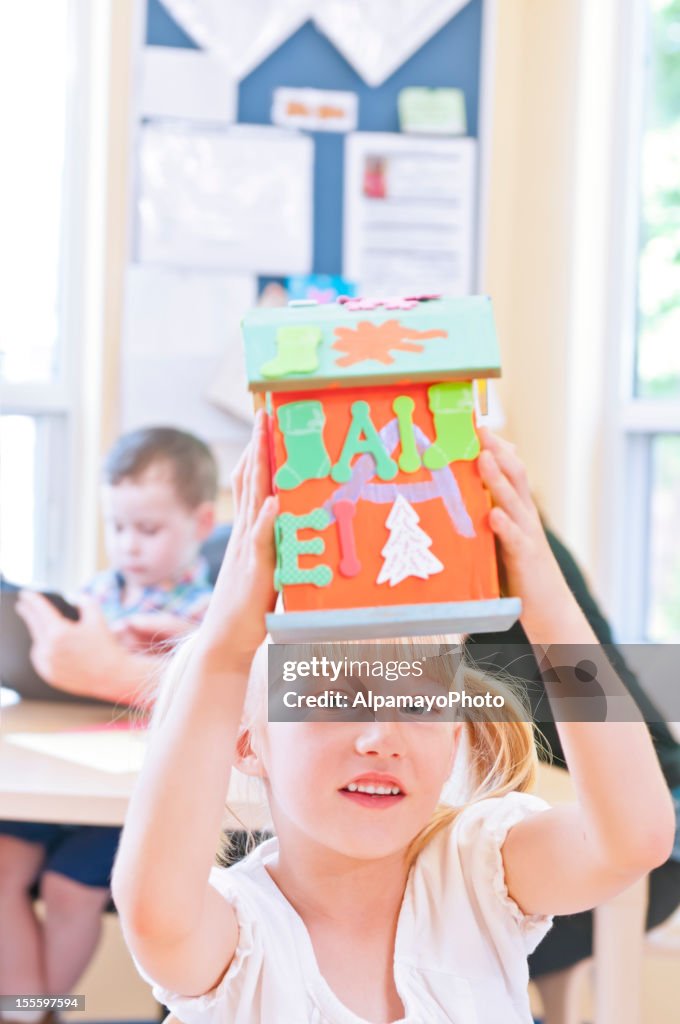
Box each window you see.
[0,0,101,588]
[618,0,680,642]
[0,417,38,581]
[648,434,680,638]
[636,0,680,402]
[0,2,69,387]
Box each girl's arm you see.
[112,411,278,994]
[477,429,676,917]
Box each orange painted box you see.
[242,295,520,641]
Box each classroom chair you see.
[531,879,650,1024]
[201,523,232,584]
[532,764,652,1024]
[532,877,680,1024]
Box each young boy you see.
[0,427,219,1015]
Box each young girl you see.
[112,411,675,1024]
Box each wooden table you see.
[0,699,269,829]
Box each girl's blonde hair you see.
[405,656,541,864]
[151,633,547,867]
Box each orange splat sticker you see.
[332,319,447,367]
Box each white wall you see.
[483,0,622,614]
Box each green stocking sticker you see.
[274,508,333,590]
[261,326,323,379]
[331,400,398,483]
[275,401,331,491]
[423,382,480,469]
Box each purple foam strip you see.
[362,481,440,502]
[323,418,476,538]
[412,424,476,538]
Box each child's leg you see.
[0,833,48,992]
[40,872,110,993]
[39,826,120,992]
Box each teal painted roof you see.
[242,296,501,392]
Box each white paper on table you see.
[5,731,148,774]
[121,266,255,477]
[136,123,313,276]
[140,46,237,123]
[343,132,476,296]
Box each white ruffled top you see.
[137,791,553,1024]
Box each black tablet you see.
[0,579,106,704]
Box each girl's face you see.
[243,713,462,861]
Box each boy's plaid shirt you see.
[82,557,213,625]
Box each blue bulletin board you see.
[145,0,485,277]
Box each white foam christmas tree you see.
[376,495,444,586]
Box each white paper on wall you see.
[158,0,472,87]
[314,1,472,87]
[157,0,312,80]
[272,87,358,132]
[137,123,313,276]
[121,266,255,481]
[344,132,476,296]
[140,46,237,123]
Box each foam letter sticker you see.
[274,509,333,590]
[392,395,420,473]
[333,499,361,578]
[331,400,398,483]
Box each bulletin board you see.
[121,0,490,482]
[145,0,486,278]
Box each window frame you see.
[0,0,112,590]
[606,0,680,642]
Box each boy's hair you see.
[103,427,218,508]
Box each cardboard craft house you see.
[242,294,521,641]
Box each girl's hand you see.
[199,409,278,664]
[477,428,582,640]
